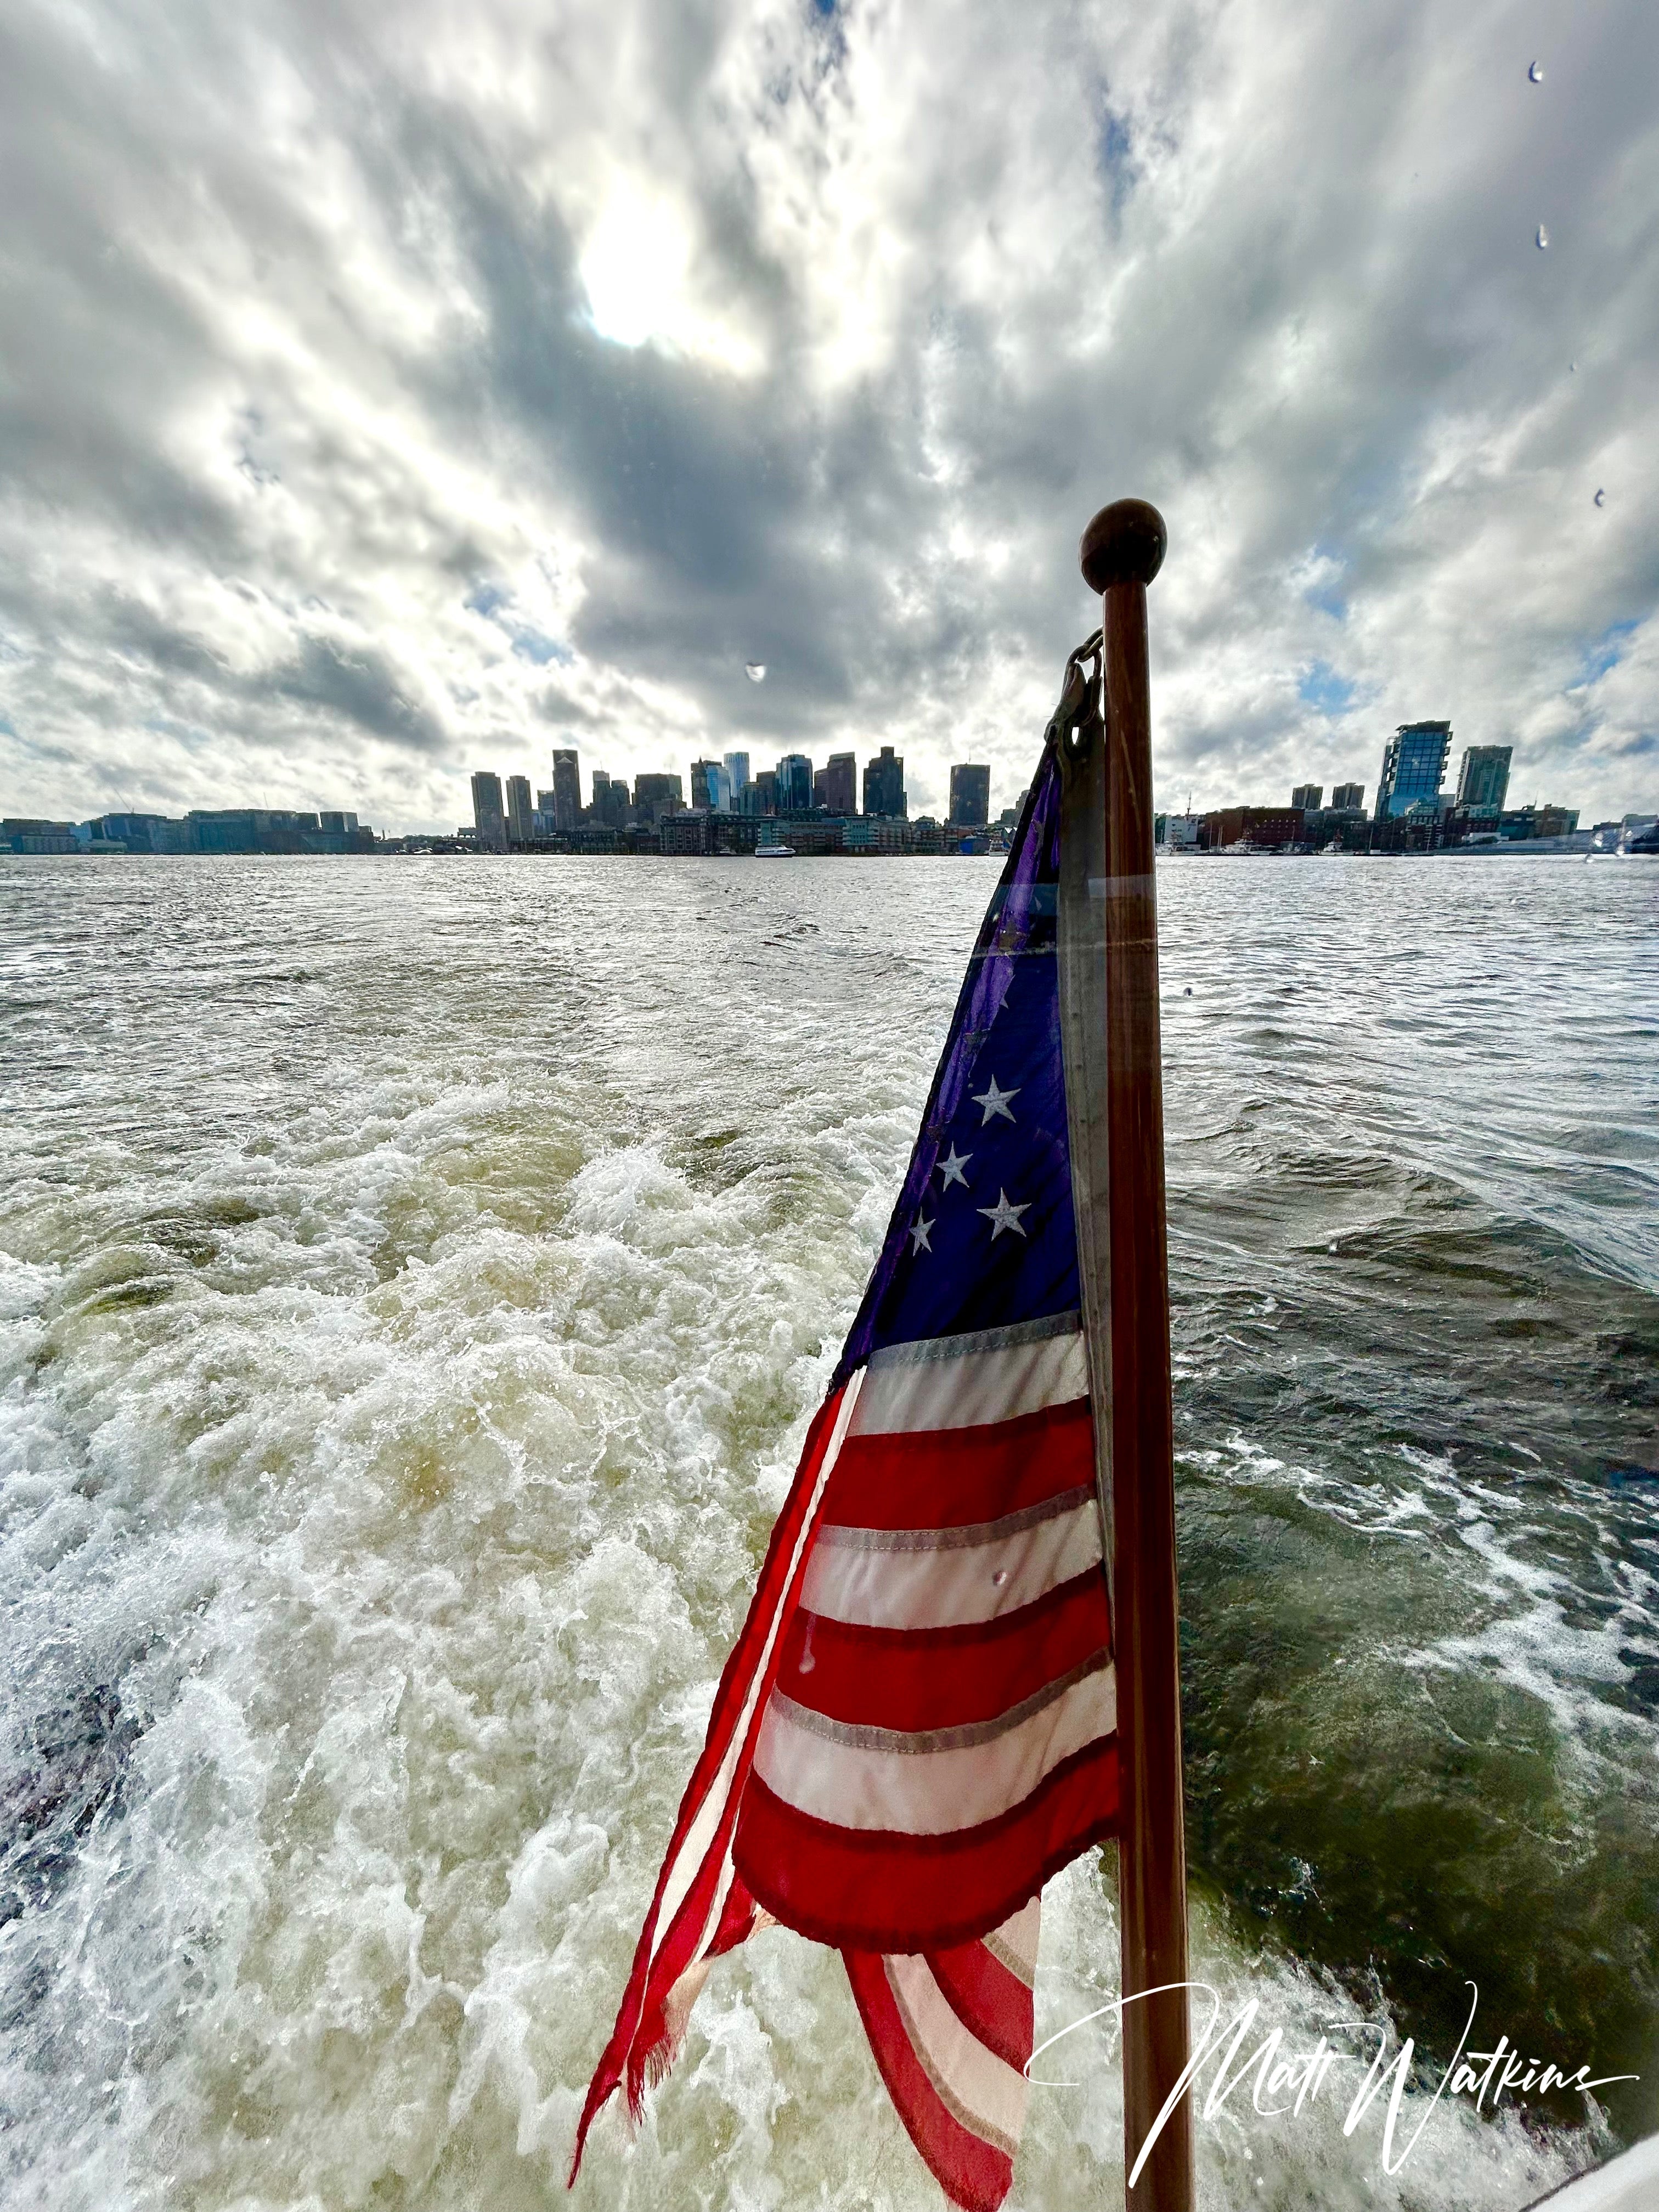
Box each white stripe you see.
[801,1498,1102,1628]
[884,1953,1029,2153]
[754,1664,1115,1835]
[985,1895,1041,1988]
[650,1372,865,1961]
[849,1331,1088,1437]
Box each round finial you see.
[1079,499,1166,593]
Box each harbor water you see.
[2,851,1656,2210]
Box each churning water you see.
[2,851,1656,2211]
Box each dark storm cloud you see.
[274,638,448,752]
[1,0,1656,830]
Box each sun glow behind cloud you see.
[578,181,763,375]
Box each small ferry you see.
[754,843,797,859]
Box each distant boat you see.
[754,843,797,859]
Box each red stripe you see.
[927,1938,1034,2076]
[707,1869,760,1960]
[843,1951,1015,2212]
[822,1398,1093,1531]
[571,1385,847,2177]
[779,1571,1110,1729]
[735,1737,1119,1952]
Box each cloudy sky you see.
[2,0,1656,833]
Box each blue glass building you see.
[775,754,813,812]
[1376,722,1452,821]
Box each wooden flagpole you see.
[1080,499,1194,2211]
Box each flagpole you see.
[1080,498,1194,2212]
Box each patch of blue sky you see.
[1576,618,1638,687]
[1096,99,1137,217]
[1298,661,1358,716]
[464,583,572,664]
[510,627,572,665]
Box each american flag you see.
[572,729,1119,2211]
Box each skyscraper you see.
[1290,783,1323,811]
[505,775,533,845]
[691,760,734,811]
[724,751,751,800]
[949,764,990,827]
[633,773,685,825]
[775,754,813,813]
[471,771,507,853]
[1455,745,1512,817]
[1375,723,1452,821]
[591,771,630,830]
[814,753,857,814]
[1330,782,1365,812]
[550,748,582,833]
[864,745,906,818]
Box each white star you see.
[971,1075,1019,1125]
[978,1189,1030,1240]
[910,1215,934,1254]
[937,1144,971,1189]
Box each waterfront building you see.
[550,749,582,833]
[1330,782,1364,812]
[949,764,991,827]
[745,769,778,816]
[842,817,910,853]
[633,772,685,826]
[812,752,857,816]
[1497,804,1579,840]
[505,775,534,845]
[1290,783,1323,811]
[1155,813,1201,850]
[2,818,78,854]
[661,811,714,855]
[1455,744,1512,818]
[88,812,188,854]
[775,754,813,813]
[864,744,906,818]
[1376,722,1452,822]
[1201,806,1305,851]
[189,809,324,854]
[471,772,507,852]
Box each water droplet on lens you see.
[1594,489,1605,506]
[1536,225,1549,250]
[992,1568,1008,1587]
[744,662,766,682]
[1528,60,1544,83]
[798,1650,815,1672]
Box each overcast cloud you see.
[1,0,1655,831]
